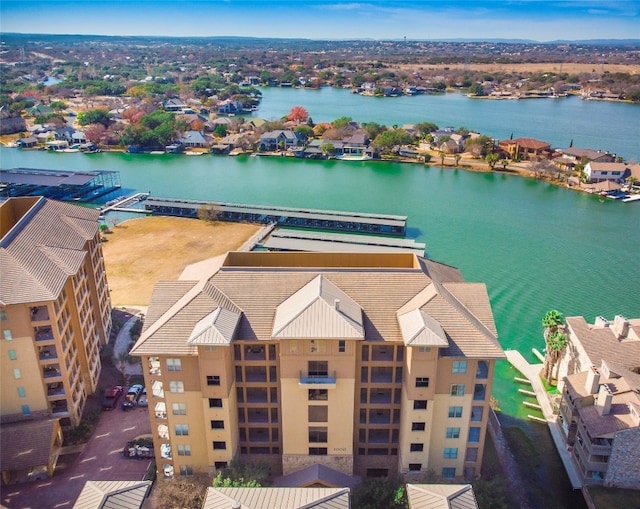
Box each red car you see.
[102,385,124,410]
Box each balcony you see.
[39,347,58,361]
[371,346,394,362]
[30,305,50,322]
[43,364,62,379]
[244,366,268,383]
[51,401,68,415]
[34,326,54,342]
[47,382,65,397]
[299,371,336,387]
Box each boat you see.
[337,154,373,161]
[622,194,640,203]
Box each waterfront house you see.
[179,130,212,149]
[217,100,245,116]
[15,136,38,148]
[54,125,76,142]
[583,161,628,183]
[497,137,551,161]
[259,130,304,152]
[554,314,640,489]
[130,251,504,483]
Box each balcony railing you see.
[34,326,54,342]
[299,371,336,385]
[43,365,62,379]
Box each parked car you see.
[137,388,148,407]
[123,437,154,460]
[101,385,124,410]
[121,384,144,410]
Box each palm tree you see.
[454,153,461,166]
[542,310,567,384]
[438,151,446,166]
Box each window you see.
[175,424,189,436]
[309,389,328,401]
[450,384,465,396]
[476,361,489,379]
[473,384,486,401]
[289,340,298,354]
[167,358,182,371]
[22,405,30,416]
[177,444,191,456]
[309,406,328,422]
[211,420,224,429]
[452,361,468,374]
[310,339,326,353]
[207,375,220,386]
[17,386,26,398]
[172,403,187,415]
[179,465,193,476]
[446,427,461,439]
[471,406,484,422]
[4,329,12,341]
[213,441,226,450]
[410,443,424,452]
[444,447,458,459]
[465,447,478,462]
[413,400,427,410]
[309,447,328,455]
[209,398,222,408]
[442,467,456,479]
[468,427,481,443]
[416,377,430,388]
[13,368,21,379]
[408,463,422,472]
[0,309,7,320]
[338,340,346,353]
[448,406,463,418]
[308,360,328,377]
[309,427,328,443]
[214,461,228,469]
[412,422,426,431]
[169,381,184,393]
[418,346,431,353]
[8,349,17,360]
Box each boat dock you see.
[504,349,583,489]
[144,197,407,237]
[99,193,149,215]
[262,229,425,255]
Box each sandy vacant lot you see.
[101,216,260,306]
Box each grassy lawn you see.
[101,216,260,306]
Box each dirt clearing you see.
[101,216,260,306]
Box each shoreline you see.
[0,142,628,199]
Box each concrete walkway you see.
[504,349,583,489]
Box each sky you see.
[1,0,639,42]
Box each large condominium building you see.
[0,196,112,428]
[556,314,640,489]
[131,251,504,483]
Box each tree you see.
[372,129,414,154]
[486,153,499,170]
[78,108,111,127]
[415,122,438,137]
[83,123,106,144]
[197,204,221,222]
[361,121,387,140]
[321,143,336,157]
[212,459,269,487]
[542,310,568,384]
[151,473,210,509]
[214,124,227,138]
[294,125,314,140]
[351,478,405,509]
[287,105,309,123]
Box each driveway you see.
[1,401,152,509]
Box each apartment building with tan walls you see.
[131,251,504,483]
[0,196,112,430]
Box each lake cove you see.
[3,88,640,417]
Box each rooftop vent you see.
[594,316,609,328]
[611,315,629,340]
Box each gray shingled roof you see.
[132,253,504,360]
[0,419,59,472]
[0,197,99,305]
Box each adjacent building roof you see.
[406,484,478,509]
[202,487,350,509]
[0,197,99,305]
[0,419,59,472]
[273,464,360,489]
[72,480,152,509]
[132,252,504,360]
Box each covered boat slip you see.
[263,229,425,255]
[144,197,407,236]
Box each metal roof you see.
[0,167,116,187]
[202,487,351,509]
[406,484,478,509]
[72,480,152,509]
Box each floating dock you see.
[262,229,425,255]
[144,197,407,237]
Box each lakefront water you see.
[1,88,638,422]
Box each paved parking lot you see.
[1,404,152,509]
